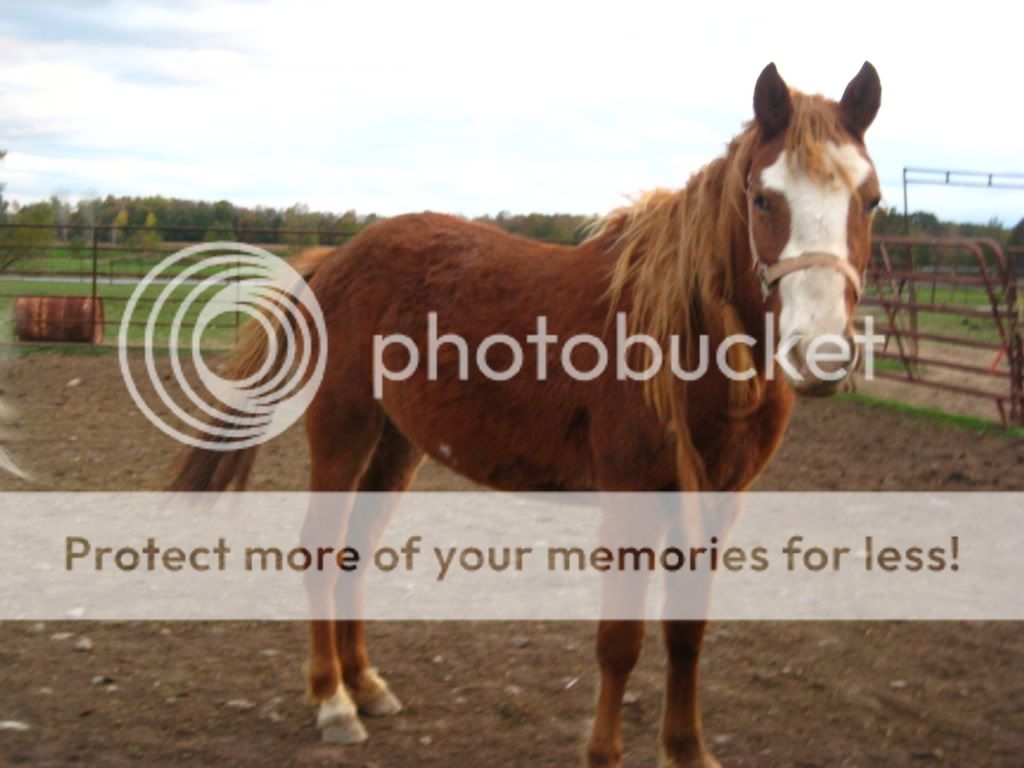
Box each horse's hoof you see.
[358,687,403,717]
[321,717,368,745]
[317,685,367,744]
[351,669,403,717]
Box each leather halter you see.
[747,197,864,302]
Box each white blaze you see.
[760,143,872,351]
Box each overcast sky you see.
[1,0,1021,224]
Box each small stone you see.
[66,378,82,388]
[509,636,529,649]
[419,735,433,746]
[259,649,279,657]
[889,679,908,690]
[27,623,45,635]
[91,675,114,686]
[104,684,118,693]
[0,721,29,731]
[564,677,579,690]
[432,655,444,664]
[74,637,93,652]
[37,687,53,696]
[623,691,640,706]
[713,734,733,746]
[159,628,172,636]
[50,632,74,641]
[454,696,467,705]
[504,685,522,696]
[224,698,255,711]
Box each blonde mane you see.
[590,91,854,484]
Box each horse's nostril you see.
[805,335,854,378]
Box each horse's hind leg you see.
[303,394,385,744]
[660,620,718,768]
[336,421,424,717]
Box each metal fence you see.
[0,223,357,350]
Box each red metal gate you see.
[859,236,1023,425]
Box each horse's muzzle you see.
[783,333,858,396]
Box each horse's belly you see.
[380,380,596,492]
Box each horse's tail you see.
[168,246,335,492]
[0,398,28,480]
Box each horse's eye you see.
[866,195,881,212]
[753,194,771,212]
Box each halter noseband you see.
[746,195,864,302]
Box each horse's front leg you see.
[336,620,402,716]
[660,619,719,768]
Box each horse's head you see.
[746,62,881,396]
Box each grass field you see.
[5,243,300,280]
[861,279,1011,346]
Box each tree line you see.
[2,195,1016,243]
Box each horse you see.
[170,61,882,767]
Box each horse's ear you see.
[839,61,881,138]
[753,62,792,141]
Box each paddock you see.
[0,353,1021,766]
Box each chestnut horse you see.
[171,62,881,767]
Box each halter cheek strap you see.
[746,196,864,301]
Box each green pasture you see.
[862,279,1011,346]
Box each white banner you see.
[0,492,1015,620]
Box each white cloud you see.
[1,0,1021,223]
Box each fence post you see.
[1008,247,1023,425]
[90,225,99,343]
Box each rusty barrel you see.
[13,296,105,344]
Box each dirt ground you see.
[1,353,1023,767]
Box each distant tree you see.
[1009,218,1024,276]
[136,211,163,251]
[111,208,129,245]
[50,194,71,241]
[1008,217,1024,248]
[282,204,319,247]
[1,200,55,270]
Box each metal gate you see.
[860,236,1023,425]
